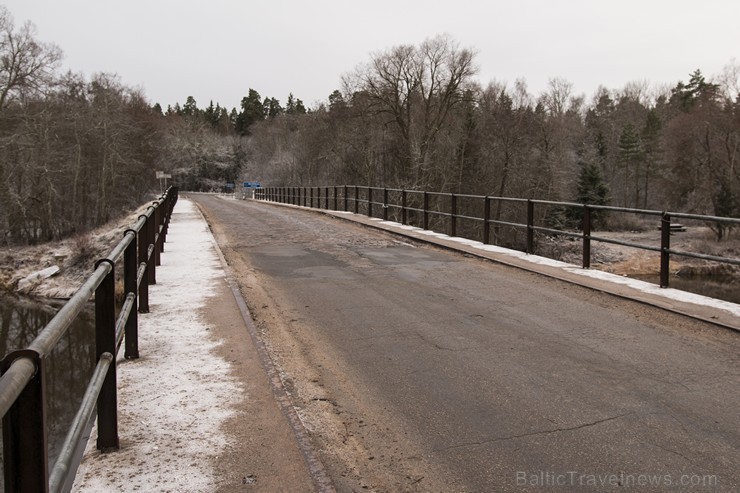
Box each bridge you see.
[1,191,739,492]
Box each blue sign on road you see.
[243,182,261,188]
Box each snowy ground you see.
[72,199,243,492]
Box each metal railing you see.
[0,187,178,493]
[255,185,740,289]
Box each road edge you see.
[192,200,337,493]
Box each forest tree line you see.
[1,7,738,245]
[246,35,739,239]
[0,7,265,244]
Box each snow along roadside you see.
[72,198,244,492]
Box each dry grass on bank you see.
[0,203,153,299]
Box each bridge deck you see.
[73,195,739,492]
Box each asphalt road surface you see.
[192,194,739,493]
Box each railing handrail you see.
[0,186,179,493]
[254,185,740,290]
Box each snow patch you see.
[17,265,60,292]
[72,199,243,492]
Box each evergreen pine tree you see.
[572,158,610,227]
[576,161,610,206]
[182,96,198,117]
[235,89,265,135]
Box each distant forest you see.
[1,7,738,244]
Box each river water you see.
[0,295,95,483]
[632,274,740,305]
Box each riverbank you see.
[544,225,740,279]
[0,204,152,299]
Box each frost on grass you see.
[73,199,243,492]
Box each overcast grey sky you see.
[4,0,739,110]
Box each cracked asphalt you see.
[192,194,739,493]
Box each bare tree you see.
[0,7,62,110]
[354,35,477,187]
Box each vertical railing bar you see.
[401,189,407,225]
[94,259,119,451]
[1,350,48,492]
[123,230,139,359]
[450,193,457,237]
[138,213,150,313]
[660,213,671,288]
[423,191,429,230]
[383,188,389,221]
[526,199,534,254]
[582,205,591,269]
[483,196,491,244]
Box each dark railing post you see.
[354,186,359,214]
[526,199,535,254]
[147,207,156,285]
[1,350,48,492]
[383,188,389,221]
[95,260,119,451]
[483,196,491,244]
[158,198,166,254]
[324,187,329,209]
[401,189,407,225]
[368,187,373,218]
[343,185,348,212]
[124,231,139,359]
[309,187,314,208]
[582,205,591,269]
[334,186,338,210]
[423,192,429,230]
[153,203,162,267]
[450,193,457,237]
[138,214,150,313]
[660,213,671,288]
[160,198,169,248]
